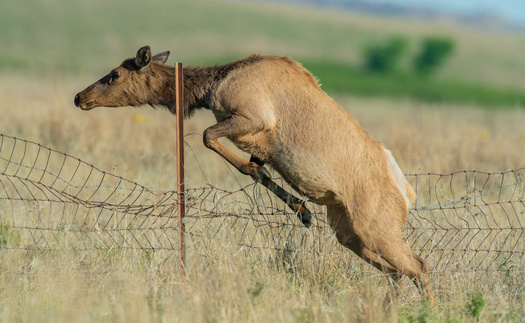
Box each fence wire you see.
[0,133,524,273]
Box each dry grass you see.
[340,96,525,173]
[2,0,525,320]
[1,73,524,322]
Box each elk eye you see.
[112,71,121,80]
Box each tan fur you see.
[75,46,434,303]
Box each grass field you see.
[1,74,524,322]
[1,0,525,321]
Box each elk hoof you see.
[295,205,312,228]
[249,163,272,182]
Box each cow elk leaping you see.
[75,46,434,303]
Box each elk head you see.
[74,46,171,110]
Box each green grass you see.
[303,60,525,107]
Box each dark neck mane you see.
[151,55,263,118]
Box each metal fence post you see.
[175,62,185,277]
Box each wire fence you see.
[1,133,524,274]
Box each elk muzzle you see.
[74,92,96,110]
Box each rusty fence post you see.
[175,62,185,277]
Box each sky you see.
[364,0,525,26]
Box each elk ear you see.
[135,46,152,68]
[152,51,170,65]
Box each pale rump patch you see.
[384,148,413,208]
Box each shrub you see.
[363,36,408,73]
[414,37,455,75]
[0,221,21,248]
[465,292,485,319]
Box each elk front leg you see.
[257,174,312,227]
[203,120,312,227]
[250,156,311,227]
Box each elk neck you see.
[151,54,264,118]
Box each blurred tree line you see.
[363,36,455,75]
[303,34,524,107]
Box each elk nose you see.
[74,94,80,107]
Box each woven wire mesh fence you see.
[1,133,524,273]
[0,134,179,251]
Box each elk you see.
[75,46,434,302]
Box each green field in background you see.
[2,0,525,107]
[303,60,525,107]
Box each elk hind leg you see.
[328,205,433,303]
[328,205,402,294]
[363,236,434,304]
[351,237,432,304]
